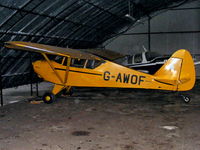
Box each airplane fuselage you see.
[33,60,176,91]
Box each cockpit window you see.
[127,55,133,64]
[134,54,142,63]
[145,52,160,61]
[46,54,56,60]
[94,60,102,68]
[70,58,86,68]
[86,60,95,69]
[54,56,64,64]
[86,60,103,69]
[62,57,68,66]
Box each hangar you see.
[0,0,200,149]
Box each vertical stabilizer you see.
[154,49,195,91]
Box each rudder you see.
[154,49,195,91]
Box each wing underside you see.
[80,49,125,60]
[5,41,101,60]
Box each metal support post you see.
[148,16,151,51]
[0,75,3,106]
[36,81,39,97]
[29,54,33,96]
[0,56,3,106]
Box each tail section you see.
[154,49,195,91]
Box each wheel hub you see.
[45,96,51,101]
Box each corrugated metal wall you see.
[105,1,200,77]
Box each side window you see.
[127,55,133,64]
[86,60,95,69]
[46,54,56,60]
[94,60,102,68]
[54,56,63,64]
[134,54,142,63]
[70,58,86,68]
[62,57,68,66]
[145,52,160,61]
[86,60,103,69]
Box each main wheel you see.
[42,93,55,104]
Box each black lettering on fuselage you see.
[103,71,110,81]
[103,71,146,85]
[123,74,130,83]
[138,76,145,85]
[116,73,122,82]
[131,75,138,84]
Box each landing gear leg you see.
[62,86,73,96]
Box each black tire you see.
[42,93,55,104]
[181,95,190,103]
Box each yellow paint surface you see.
[32,49,195,95]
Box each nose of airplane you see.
[32,60,42,77]
[33,60,40,69]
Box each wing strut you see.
[64,56,71,84]
[41,53,64,84]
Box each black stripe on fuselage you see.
[154,79,174,86]
[54,68,102,76]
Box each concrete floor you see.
[0,81,200,150]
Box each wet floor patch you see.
[72,131,90,136]
[0,114,5,118]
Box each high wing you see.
[79,49,125,60]
[4,41,101,60]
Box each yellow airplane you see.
[5,41,196,104]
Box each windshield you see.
[145,52,160,61]
[134,54,142,63]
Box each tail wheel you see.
[42,93,55,104]
[183,96,190,103]
[180,95,190,103]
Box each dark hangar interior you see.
[0,0,198,88]
[0,0,200,150]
